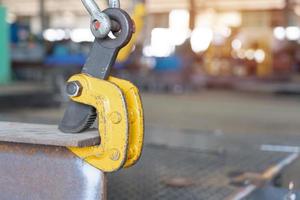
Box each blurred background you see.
[1,0,300,199]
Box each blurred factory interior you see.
[1,0,300,199]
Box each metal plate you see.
[0,122,100,147]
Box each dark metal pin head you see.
[66,81,82,97]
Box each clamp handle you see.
[83,8,134,79]
[58,8,134,133]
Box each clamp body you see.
[60,5,144,172]
[109,77,144,168]
[68,74,129,172]
[67,74,144,172]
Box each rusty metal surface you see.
[0,142,106,200]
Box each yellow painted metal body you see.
[68,74,129,172]
[109,77,144,168]
[67,74,144,172]
[117,3,146,62]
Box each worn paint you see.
[67,74,144,172]
[109,76,144,168]
[68,74,129,172]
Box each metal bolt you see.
[66,81,82,97]
[110,149,120,161]
[110,112,122,124]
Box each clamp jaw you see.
[59,5,144,172]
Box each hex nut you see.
[66,81,82,97]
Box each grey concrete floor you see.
[1,90,300,190]
[143,91,300,136]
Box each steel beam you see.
[0,122,106,200]
[0,142,106,200]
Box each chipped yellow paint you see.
[67,74,129,172]
[109,77,144,168]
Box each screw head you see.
[110,112,122,124]
[66,81,82,97]
[110,149,120,161]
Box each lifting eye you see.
[81,0,120,38]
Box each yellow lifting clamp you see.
[67,74,144,172]
[59,3,144,172]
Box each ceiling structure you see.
[0,0,289,16]
[148,0,286,12]
[0,0,131,16]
